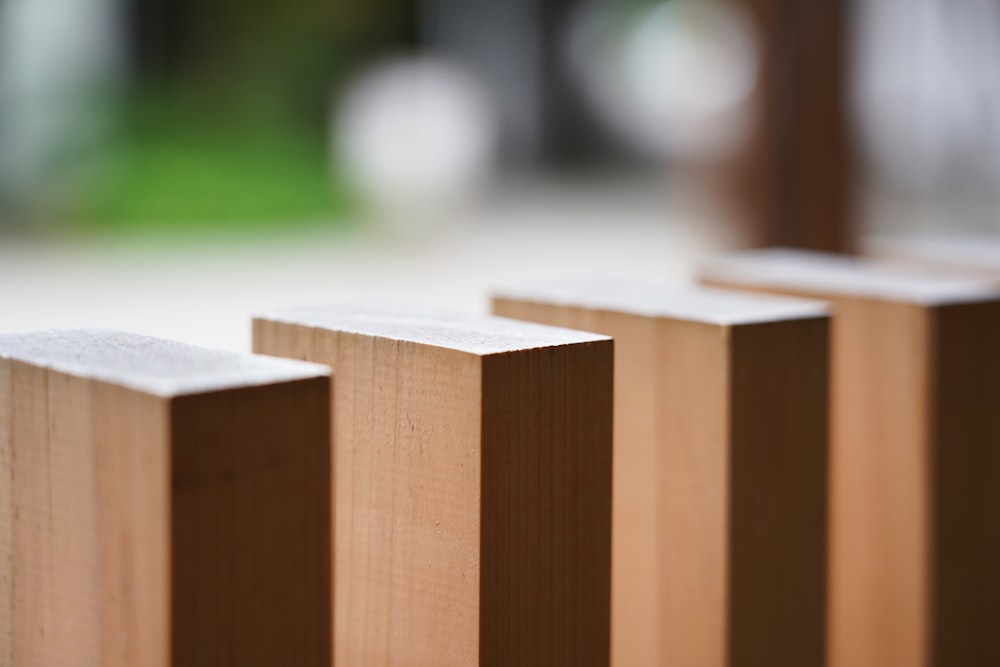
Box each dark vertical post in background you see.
[732,0,855,253]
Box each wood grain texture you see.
[492,280,830,667]
[0,329,331,667]
[701,249,1000,667]
[927,301,1000,666]
[252,302,613,667]
[0,355,11,665]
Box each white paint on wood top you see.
[255,301,611,356]
[0,328,331,397]
[494,277,830,325]
[701,248,1000,305]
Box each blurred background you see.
[2,0,999,347]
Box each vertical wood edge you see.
[168,376,332,667]
[727,316,830,667]
[925,300,1000,666]
[479,339,613,667]
[0,358,13,664]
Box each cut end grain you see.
[494,276,830,326]
[700,248,1000,305]
[0,328,330,397]
[254,301,611,356]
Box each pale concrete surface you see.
[0,177,729,351]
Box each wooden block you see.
[253,302,613,667]
[701,248,1000,667]
[493,278,831,667]
[0,329,332,667]
[863,234,1000,283]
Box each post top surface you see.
[0,328,330,397]
[864,234,1000,272]
[700,248,1000,305]
[255,301,611,356]
[494,277,830,325]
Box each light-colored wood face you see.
[9,361,98,665]
[254,305,613,667]
[339,335,483,667]
[255,319,484,667]
[702,249,1000,667]
[656,317,730,667]
[1,329,333,667]
[494,286,829,667]
[91,382,171,667]
[824,299,930,667]
[2,361,171,667]
[0,353,10,666]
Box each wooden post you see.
[732,0,854,252]
[0,328,332,667]
[701,249,1000,667]
[492,279,831,667]
[253,302,613,667]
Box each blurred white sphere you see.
[566,0,758,162]
[334,57,497,220]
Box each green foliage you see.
[84,90,354,234]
